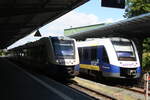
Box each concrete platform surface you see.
[0,58,94,100]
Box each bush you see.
[142,53,150,71]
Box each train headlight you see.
[127,70,136,75]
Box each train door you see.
[90,46,99,66]
[78,47,83,63]
[101,46,111,74]
[96,46,109,65]
[102,47,110,64]
[79,46,98,65]
[83,47,91,64]
[88,46,100,77]
[78,47,91,74]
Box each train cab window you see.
[91,47,97,61]
[111,39,136,61]
[102,47,110,63]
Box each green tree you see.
[124,0,150,71]
[143,38,150,52]
[142,38,150,71]
[124,0,150,18]
[0,50,4,56]
[142,53,150,71]
[0,49,7,56]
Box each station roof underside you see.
[0,0,89,49]
[69,13,150,40]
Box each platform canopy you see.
[0,0,89,49]
[69,13,150,40]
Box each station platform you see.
[0,58,94,100]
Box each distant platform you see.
[0,58,93,100]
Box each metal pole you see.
[144,72,149,100]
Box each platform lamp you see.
[34,30,42,37]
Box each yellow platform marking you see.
[80,64,100,71]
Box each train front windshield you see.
[52,39,75,59]
[111,39,136,61]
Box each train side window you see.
[102,47,110,63]
[87,47,91,61]
[83,47,89,61]
[40,45,47,62]
[78,48,83,62]
[91,47,97,61]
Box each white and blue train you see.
[77,37,141,79]
[8,36,79,78]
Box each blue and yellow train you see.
[77,37,141,79]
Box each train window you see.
[87,47,91,61]
[111,39,136,61]
[91,47,97,61]
[83,47,90,61]
[78,48,83,62]
[39,45,47,62]
[102,47,110,63]
[52,40,75,59]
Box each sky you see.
[7,0,125,49]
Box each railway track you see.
[68,77,149,100]
[68,83,117,100]
[116,86,150,96]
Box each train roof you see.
[77,37,132,47]
[8,36,75,51]
[85,37,130,41]
[50,36,75,40]
[77,38,109,47]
